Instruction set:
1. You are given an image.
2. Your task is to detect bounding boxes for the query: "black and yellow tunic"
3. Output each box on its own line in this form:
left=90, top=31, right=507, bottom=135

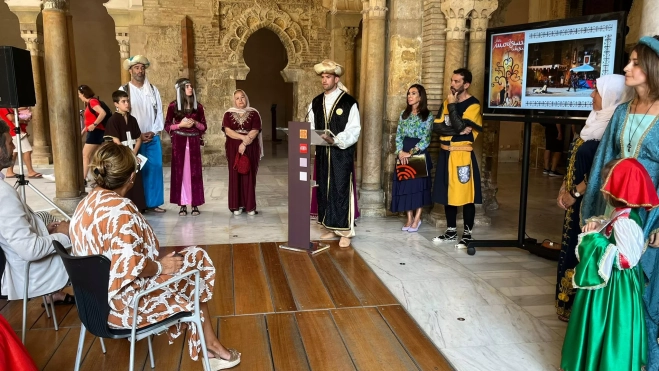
left=432, top=96, right=483, bottom=206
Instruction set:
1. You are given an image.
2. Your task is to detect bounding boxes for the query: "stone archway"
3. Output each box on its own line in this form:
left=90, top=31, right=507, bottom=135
left=219, top=5, right=311, bottom=119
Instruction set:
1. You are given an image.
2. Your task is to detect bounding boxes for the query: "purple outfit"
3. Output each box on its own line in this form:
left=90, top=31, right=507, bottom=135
left=164, top=101, right=206, bottom=207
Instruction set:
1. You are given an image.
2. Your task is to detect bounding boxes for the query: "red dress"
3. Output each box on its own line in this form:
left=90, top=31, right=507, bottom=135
left=222, top=111, right=261, bottom=212
left=0, top=315, right=37, bottom=370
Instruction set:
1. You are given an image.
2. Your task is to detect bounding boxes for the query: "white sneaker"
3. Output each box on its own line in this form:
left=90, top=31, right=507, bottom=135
left=43, top=174, right=55, bottom=181
left=247, top=210, right=256, bottom=216
left=233, top=210, right=241, bottom=216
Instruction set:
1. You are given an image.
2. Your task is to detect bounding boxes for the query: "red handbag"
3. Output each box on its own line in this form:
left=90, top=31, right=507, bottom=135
left=233, top=153, right=250, bottom=174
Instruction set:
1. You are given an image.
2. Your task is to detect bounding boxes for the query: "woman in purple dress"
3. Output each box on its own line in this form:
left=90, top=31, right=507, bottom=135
left=222, top=90, right=263, bottom=216
left=164, top=78, right=206, bottom=216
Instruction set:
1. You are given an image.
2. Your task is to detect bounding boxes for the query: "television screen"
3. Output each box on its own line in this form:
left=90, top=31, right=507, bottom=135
left=483, top=12, right=625, bottom=119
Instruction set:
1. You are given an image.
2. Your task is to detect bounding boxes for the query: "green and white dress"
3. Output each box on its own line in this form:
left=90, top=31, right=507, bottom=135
left=560, top=208, right=647, bottom=371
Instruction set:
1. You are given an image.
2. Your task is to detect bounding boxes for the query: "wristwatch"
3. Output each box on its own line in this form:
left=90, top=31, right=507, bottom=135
left=570, top=189, right=582, bottom=198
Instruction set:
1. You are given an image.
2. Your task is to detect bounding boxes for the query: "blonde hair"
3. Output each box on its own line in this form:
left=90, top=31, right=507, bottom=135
left=89, top=142, right=137, bottom=190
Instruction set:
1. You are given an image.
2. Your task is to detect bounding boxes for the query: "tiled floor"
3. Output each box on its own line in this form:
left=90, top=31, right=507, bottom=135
left=5, top=141, right=568, bottom=370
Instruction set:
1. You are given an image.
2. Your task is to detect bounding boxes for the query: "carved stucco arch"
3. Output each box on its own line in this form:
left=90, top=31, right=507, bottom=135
left=221, top=6, right=310, bottom=82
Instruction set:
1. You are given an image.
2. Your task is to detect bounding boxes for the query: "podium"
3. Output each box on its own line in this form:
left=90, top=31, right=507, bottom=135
left=277, top=122, right=331, bottom=254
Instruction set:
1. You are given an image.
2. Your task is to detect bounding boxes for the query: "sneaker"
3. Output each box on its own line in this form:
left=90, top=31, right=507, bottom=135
left=433, top=228, right=457, bottom=243
left=542, top=168, right=550, bottom=175
left=233, top=210, right=242, bottom=216
left=548, top=170, right=563, bottom=177
left=247, top=210, right=257, bottom=216
left=43, top=174, right=55, bottom=181
left=456, top=229, right=473, bottom=249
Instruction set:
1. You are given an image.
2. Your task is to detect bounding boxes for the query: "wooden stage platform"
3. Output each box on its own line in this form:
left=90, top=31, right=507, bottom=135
left=1, top=242, right=453, bottom=370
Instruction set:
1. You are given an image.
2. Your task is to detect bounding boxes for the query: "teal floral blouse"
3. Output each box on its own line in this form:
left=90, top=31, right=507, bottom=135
left=395, top=111, right=434, bottom=154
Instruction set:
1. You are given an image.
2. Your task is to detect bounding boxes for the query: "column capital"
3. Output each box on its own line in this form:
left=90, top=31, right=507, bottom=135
left=343, top=26, right=359, bottom=51
left=115, top=28, right=130, bottom=59
left=21, top=28, right=43, bottom=56
left=469, top=0, right=498, bottom=41
left=441, top=0, right=474, bottom=41
left=5, top=0, right=42, bottom=23
left=43, top=0, right=68, bottom=11
left=367, top=0, right=387, bottom=18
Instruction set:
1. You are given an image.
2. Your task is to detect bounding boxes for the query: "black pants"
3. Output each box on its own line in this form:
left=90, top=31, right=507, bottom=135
left=445, top=203, right=475, bottom=231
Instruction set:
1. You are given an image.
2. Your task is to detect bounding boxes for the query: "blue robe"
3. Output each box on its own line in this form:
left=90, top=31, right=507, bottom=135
left=138, top=135, right=165, bottom=209
left=581, top=101, right=659, bottom=370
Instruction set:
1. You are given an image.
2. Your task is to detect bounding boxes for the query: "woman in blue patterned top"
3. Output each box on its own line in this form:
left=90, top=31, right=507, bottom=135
left=391, top=84, right=434, bottom=232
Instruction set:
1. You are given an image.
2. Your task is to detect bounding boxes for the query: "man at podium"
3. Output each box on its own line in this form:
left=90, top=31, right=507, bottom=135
left=308, top=60, right=361, bottom=248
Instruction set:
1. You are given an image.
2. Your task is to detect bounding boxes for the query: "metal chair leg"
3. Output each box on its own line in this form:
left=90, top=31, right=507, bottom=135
left=129, top=334, right=136, bottom=371
left=42, top=296, right=51, bottom=318
left=147, top=335, right=155, bottom=369
left=49, top=294, right=58, bottom=331
left=99, top=337, right=106, bottom=353
left=74, top=325, right=86, bottom=371
left=21, top=294, right=28, bottom=344
left=195, top=318, right=212, bottom=371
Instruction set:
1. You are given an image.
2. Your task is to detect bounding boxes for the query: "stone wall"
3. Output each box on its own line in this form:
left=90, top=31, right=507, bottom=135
left=129, top=0, right=331, bottom=165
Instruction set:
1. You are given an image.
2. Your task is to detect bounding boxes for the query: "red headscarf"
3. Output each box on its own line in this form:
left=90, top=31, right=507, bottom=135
left=602, top=158, right=659, bottom=209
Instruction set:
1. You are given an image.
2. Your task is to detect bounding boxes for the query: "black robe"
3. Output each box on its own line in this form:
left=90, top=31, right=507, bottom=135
left=313, top=91, right=358, bottom=231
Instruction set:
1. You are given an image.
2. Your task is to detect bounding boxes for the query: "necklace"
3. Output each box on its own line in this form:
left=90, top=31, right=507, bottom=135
left=627, top=100, right=655, bottom=153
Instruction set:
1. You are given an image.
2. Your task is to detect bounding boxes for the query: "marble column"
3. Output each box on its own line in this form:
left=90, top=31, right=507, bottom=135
left=43, top=0, right=83, bottom=213
left=356, top=0, right=369, bottom=187
left=22, top=29, right=52, bottom=165
left=359, top=0, right=387, bottom=217
left=382, top=0, right=424, bottom=213
left=5, top=1, right=53, bottom=165
left=116, top=28, right=130, bottom=84
left=468, top=1, right=498, bottom=212
left=343, top=27, right=359, bottom=94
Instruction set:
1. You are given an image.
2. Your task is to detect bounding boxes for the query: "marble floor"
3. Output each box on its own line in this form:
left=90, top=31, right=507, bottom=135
left=4, top=142, right=569, bottom=371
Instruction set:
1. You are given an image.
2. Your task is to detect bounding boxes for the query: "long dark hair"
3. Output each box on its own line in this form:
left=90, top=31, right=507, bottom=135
left=175, top=78, right=197, bottom=120
left=402, top=84, right=430, bottom=121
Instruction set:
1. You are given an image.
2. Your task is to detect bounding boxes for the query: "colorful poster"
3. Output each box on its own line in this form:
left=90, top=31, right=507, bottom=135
left=489, top=32, right=525, bottom=107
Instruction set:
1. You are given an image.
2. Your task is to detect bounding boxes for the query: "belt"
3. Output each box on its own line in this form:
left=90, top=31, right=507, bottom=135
left=441, top=144, right=473, bottom=152
left=173, top=130, right=199, bottom=137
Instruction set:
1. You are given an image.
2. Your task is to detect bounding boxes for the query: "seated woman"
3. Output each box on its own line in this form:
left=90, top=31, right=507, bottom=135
left=69, top=142, right=240, bottom=370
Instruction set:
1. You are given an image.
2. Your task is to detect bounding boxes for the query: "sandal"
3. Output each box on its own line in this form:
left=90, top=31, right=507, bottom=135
left=150, top=207, right=167, bottom=213
left=191, top=206, right=200, bottom=216
left=28, top=172, right=43, bottom=179
left=179, top=206, right=188, bottom=216
left=41, top=293, right=75, bottom=307
left=208, top=348, right=241, bottom=370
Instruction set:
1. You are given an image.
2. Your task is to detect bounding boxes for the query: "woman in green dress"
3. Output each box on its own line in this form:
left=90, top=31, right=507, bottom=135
left=560, top=158, right=659, bottom=371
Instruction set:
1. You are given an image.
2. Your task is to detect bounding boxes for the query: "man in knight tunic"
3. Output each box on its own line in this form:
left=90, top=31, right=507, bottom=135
left=431, top=68, right=483, bottom=249
left=308, top=60, right=361, bottom=248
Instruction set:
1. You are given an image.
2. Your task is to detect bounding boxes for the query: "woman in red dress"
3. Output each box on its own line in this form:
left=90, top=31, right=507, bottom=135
left=222, top=90, right=262, bottom=215
left=165, top=78, right=207, bottom=217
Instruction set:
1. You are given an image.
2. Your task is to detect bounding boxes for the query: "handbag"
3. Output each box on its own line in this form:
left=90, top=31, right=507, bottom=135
left=233, top=153, right=250, bottom=174
left=396, top=154, right=428, bottom=181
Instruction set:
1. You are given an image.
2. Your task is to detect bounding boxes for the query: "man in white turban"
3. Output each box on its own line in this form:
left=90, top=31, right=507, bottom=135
left=308, top=59, right=361, bottom=247
left=119, top=55, right=166, bottom=213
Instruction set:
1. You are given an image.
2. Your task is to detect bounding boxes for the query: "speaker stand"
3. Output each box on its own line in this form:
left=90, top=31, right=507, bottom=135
left=10, top=108, right=70, bottom=221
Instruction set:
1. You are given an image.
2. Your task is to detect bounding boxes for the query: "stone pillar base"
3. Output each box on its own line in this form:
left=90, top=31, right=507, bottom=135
left=54, top=196, right=85, bottom=216
left=426, top=204, right=491, bottom=229
left=32, top=147, right=53, bottom=165
left=358, top=188, right=386, bottom=217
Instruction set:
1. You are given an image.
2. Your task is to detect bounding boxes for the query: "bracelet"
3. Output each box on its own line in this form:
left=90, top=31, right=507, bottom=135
left=155, top=261, right=162, bottom=276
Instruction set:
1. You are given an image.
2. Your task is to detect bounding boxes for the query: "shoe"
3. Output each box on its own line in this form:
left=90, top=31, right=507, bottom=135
left=432, top=228, right=457, bottom=243
left=408, top=220, right=421, bottom=232
left=456, top=228, right=473, bottom=249
left=43, top=174, right=55, bottom=181
left=548, top=170, right=563, bottom=177
left=233, top=210, right=241, bottom=216
left=208, top=349, right=241, bottom=370
left=247, top=210, right=257, bottom=216
left=402, top=224, right=411, bottom=231
left=542, top=168, right=550, bottom=175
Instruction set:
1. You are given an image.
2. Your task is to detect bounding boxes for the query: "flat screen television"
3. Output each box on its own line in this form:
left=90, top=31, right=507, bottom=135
left=482, top=12, right=626, bottom=122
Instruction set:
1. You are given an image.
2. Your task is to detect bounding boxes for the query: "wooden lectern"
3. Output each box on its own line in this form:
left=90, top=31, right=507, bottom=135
left=277, top=122, right=330, bottom=254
